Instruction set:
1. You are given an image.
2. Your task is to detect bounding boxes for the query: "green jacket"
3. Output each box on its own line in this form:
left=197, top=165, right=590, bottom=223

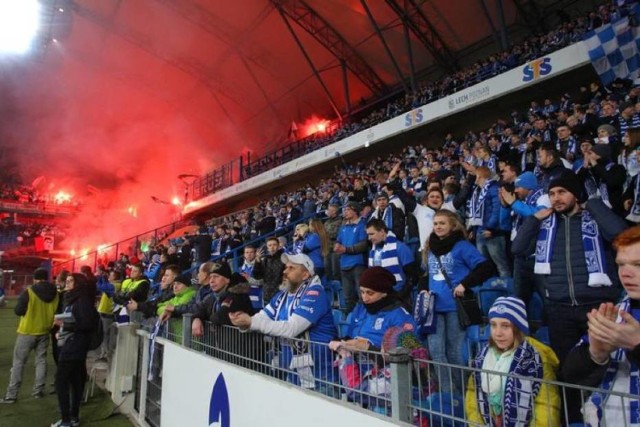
left=156, top=287, right=196, bottom=316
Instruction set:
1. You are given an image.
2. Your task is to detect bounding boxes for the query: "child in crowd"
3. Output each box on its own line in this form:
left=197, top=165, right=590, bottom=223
left=465, top=297, right=560, bottom=426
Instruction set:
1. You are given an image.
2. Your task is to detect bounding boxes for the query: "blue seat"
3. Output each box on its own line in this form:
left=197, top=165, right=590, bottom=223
left=477, top=288, right=509, bottom=316
left=325, top=286, right=336, bottom=307
left=332, top=309, right=345, bottom=336
left=328, top=280, right=346, bottom=309
left=533, top=326, right=550, bottom=346
left=337, top=312, right=352, bottom=339
left=464, top=324, right=490, bottom=363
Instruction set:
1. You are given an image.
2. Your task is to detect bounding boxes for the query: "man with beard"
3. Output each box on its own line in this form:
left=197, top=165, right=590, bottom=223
left=512, top=170, right=626, bottom=365
left=230, top=253, right=336, bottom=393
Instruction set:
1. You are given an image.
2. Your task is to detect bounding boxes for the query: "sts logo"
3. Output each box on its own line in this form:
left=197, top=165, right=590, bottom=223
left=209, top=373, right=230, bottom=427
left=522, top=57, right=552, bottom=82
left=404, top=108, right=424, bottom=127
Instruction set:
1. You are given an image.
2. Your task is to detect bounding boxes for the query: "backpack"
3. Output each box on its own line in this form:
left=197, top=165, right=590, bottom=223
left=88, top=309, right=103, bottom=351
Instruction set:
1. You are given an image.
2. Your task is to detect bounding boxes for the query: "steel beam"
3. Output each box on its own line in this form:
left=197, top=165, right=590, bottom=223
left=477, top=0, right=503, bottom=51
left=270, top=0, right=387, bottom=96
left=276, top=8, right=342, bottom=119
left=385, top=0, right=458, bottom=72
left=360, top=0, right=408, bottom=92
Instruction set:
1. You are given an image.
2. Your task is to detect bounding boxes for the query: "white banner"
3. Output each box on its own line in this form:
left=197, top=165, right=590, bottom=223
left=161, top=340, right=397, bottom=427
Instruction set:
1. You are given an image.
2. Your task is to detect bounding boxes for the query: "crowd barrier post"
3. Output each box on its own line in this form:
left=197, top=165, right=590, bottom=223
left=388, top=347, right=412, bottom=424
left=181, top=313, right=192, bottom=348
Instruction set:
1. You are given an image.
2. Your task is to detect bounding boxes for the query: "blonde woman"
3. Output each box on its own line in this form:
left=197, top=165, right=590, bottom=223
left=303, top=219, right=330, bottom=278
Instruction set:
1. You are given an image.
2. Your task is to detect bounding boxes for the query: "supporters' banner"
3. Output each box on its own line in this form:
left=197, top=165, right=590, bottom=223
left=583, top=11, right=640, bottom=85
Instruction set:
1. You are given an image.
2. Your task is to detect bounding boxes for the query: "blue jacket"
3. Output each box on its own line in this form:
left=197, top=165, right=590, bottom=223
left=475, top=181, right=501, bottom=232
left=303, top=233, right=324, bottom=270
left=337, top=219, right=367, bottom=269
left=348, top=299, right=416, bottom=349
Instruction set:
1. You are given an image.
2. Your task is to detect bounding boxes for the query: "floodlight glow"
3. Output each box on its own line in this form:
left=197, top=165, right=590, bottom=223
left=0, top=0, right=41, bottom=54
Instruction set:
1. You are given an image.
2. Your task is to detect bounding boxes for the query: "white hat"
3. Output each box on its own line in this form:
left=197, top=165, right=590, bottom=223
left=281, top=253, right=315, bottom=275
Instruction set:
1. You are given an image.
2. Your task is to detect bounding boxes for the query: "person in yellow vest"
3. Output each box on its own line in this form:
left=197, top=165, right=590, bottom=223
left=112, top=264, right=149, bottom=306
left=96, top=270, right=122, bottom=361
left=0, top=268, right=59, bottom=403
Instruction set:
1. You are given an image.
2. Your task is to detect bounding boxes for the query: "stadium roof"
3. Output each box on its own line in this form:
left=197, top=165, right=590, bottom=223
left=0, top=0, right=579, bottom=183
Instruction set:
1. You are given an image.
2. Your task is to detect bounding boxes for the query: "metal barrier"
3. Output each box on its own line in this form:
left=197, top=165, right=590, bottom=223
left=128, top=315, right=637, bottom=426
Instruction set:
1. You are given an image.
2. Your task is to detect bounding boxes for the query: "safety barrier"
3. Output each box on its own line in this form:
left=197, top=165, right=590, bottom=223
left=107, top=314, right=636, bottom=426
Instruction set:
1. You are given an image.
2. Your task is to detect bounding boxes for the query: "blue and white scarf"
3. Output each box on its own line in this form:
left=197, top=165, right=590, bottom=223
left=373, top=206, right=394, bottom=232
left=627, top=175, right=640, bottom=223
left=368, top=231, right=404, bottom=291
left=469, top=180, right=494, bottom=227
left=511, top=188, right=545, bottom=241
left=534, top=211, right=612, bottom=286
left=582, top=163, right=615, bottom=208
left=272, top=276, right=320, bottom=389
left=472, top=339, right=543, bottom=426
left=583, top=297, right=640, bottom=426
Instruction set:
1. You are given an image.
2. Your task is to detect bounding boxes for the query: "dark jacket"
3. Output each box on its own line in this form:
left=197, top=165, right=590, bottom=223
left=577, top=160, right=627, bottom=217
left=256, top=249, right=285, bottom=303
left=113, top=278, right=150, bottom=305
left=15, top=281, right=58, bottom=316
left=512, top=199, right=626, bottom=305
left=58, top=287, right=99, bottom=361
left=537, top=160, right=567, bottom=192
left=173, top=284, right=212, bottom=316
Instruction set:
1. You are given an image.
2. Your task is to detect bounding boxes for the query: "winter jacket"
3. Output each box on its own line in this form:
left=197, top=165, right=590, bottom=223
left=58, top=287, right=99, bottom=361
left=465, top=337, right=561, bottom=427
left=512, top=199, right=626, bottom=305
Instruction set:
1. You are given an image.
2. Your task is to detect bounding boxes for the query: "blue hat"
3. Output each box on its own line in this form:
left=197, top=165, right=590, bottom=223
left=488, top=296, right=529, bottom=335
left=514, top=172, right=538, bottom=191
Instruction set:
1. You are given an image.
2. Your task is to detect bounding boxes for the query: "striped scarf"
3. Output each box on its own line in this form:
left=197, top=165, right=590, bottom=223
left=368, top=232, right=404, bottom=292
left=469, top=179, right=494, bottom=227
left=582, top=163, right=615, bottom=208
left=583, top=297, right=640, bottom=426
left=472, top=339, right=543, bottom=426
left=511, top=188, right=544, bottom=241
left=534, top=210, right=612, bottom=286
left=627, top=175, right=640, bottom=223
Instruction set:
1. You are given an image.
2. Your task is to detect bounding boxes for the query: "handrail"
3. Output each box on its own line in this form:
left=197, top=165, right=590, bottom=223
left=52, top=219, right=190, bottom=274
left=182, top=215, right=312, bottom=275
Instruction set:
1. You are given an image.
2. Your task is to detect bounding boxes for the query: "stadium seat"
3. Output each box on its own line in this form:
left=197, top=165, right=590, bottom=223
left=533, top=326, right=550, bottom=346
left=476, top=277, right=514, bottom=315
left=328, top=280, right=346, bottom=309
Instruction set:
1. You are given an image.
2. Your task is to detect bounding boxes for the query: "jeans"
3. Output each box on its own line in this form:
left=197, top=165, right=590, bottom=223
left=340, top=265, right=365, bottom=313
left=476, top=232, right=511, bottom=278
left=99, top=314, right=115, bottom=359
left=324, top=252, right=341, bottom=281
left=55, top=359, right=87, bottom=422
left=427, top=311, right=466, bottom=394
left=5, top=334, right=49, bottom=399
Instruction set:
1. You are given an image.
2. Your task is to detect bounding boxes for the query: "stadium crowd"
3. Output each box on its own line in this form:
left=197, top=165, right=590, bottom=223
left=3, top=2, right=640, bottom=426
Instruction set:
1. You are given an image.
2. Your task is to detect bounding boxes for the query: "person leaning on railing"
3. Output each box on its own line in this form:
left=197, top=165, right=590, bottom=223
left=465, top=297, right=560, bottom=427
left=562, top=225, right=640, bottom=426
left=328, top=267, right=416, bottom=407
left=112, top=264, right=150, bottom=306
left=229, top=253, right=337, bottom=393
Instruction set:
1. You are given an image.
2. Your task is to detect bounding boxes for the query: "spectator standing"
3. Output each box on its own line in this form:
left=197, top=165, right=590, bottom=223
left=50, top=273, right=99, bottom=427
left=512, top=171, right=626, bottom=365
left=421, top=210, right=494, bottom=393
left=366, top=218, right=416, bottom=303
left=563, top=226, right=640, bottom=426
left=96, top=270, right=122, bottom=361
left=113, top=264, right=150, bottom=306
left=371, top=192, right=406, bottom=241
left=335, top=202, right=368, bottom=313
left=323, top=203, right=343, bottom=281
left=302, top=219, right=330, bottom=279
left=469, top=166, right=511, bottom=278
left=1, top=268, right=59, bottom=403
